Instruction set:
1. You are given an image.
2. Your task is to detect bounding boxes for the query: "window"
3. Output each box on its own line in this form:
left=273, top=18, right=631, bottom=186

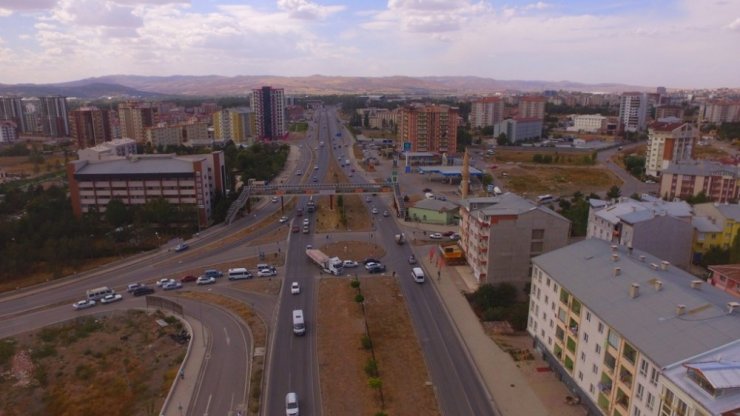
left=581, top=352, right=586, bottom=361
left=592, top=364, right=598, bottom=374
left=595, top=344, right=601, bottom=354
left=650, top=368, right=659, bottom=386
left=583, top=333, right=589, bottom=343
left=639, top=359, right=648, bottom=377
left=532, top=229, right=545, bottom=239
left=632, top=407, right=641, bottom=416
left=586, top=311, right=591, bottom=321
left=589, top=384, right=595, bottom=394
left=607, top=329, right=620, bottom=349
left=598, top=322, right=604, bottom=333
left=546, top=277, right=551, bottom=287
left=578, top=371, right=583, bottom=381
left=635, top=383, right=644, bottom=400
left=646, top=393, right=655, bottom=410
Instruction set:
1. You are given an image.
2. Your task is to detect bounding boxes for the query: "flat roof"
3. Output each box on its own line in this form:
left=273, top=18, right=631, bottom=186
left=417, top=165, right=484, bottom=177
left=533, top=239, right=740, bottom=368
left=74, top=155, right=197, bottom=176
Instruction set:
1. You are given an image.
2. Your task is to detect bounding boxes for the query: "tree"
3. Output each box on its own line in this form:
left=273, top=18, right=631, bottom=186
left=730, top=233, right=740, bottom=264
left=607, top=185, right=622, bottom=199
left=701, top=246, right=729, bottom=267
left=456, top=127, right=473, bottom=151
left=496, top=133, right=509, bottom=146
left=105, top=199, right=131, bottom=228
left=685, top=191, right=711, bottom=205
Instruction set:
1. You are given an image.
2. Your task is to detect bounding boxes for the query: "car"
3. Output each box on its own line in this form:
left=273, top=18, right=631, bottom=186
left=343, top=260, right=359, bottom=268
left=449, top=233, right=461, bottom=241
left=181, top=275, right=198, bottom=283
left=73, top=299, right=96, bottom=310
left=303, top=218, right=310, bottom=225
left=442, top=231, right=455, bottom=237
left=348, top=172, right=353, bottom=177
left=364, top=261, right=380, bottom=270
left=312, top=177, right=318, bottom=182
left=291, top=282, right=300, bottom=295
left=422, top=188, right=432, bottom=193
left=296, top=208, right=303, bottom=217
left=279, top=216, right=289, bottom=223
left=197, top=276, right=216, bottom=285
left=371, top=207, right=378, bottom=214
left=295, top=170, right=302, bottom=176
left=292, top=225, right=300, bottom=233
left=368, top=264, right=386, bottom=274
left=100, top=293, right=123, bottom=304
left=157, top=278, right=175, bottom=287
left=306, top=244, right=313, bottom=250
left=286, top=392, right=299, bottom=416
left=363, top=257, right=380, bottom=265
left=429, top=233, right=443, bottom=239
left=257, top=268, right=277, bottom=277
left=314, top=165, right=319, bottom=170
left=272, top=197, right=279, bottom=203
left=408, top=254, right=417, bottom=264
left=127, top=283, right=143, bottom=293
left=382, top=210, right=389, bottom=217
left=302, top=226, right=310, bottom=234
left=174, top=243, right=189, bottom=252
left=204, top=269, right=223, bottom=278
left=163, top=281, right=183, bottom=290
left=132, top=286, right=155, bottom=296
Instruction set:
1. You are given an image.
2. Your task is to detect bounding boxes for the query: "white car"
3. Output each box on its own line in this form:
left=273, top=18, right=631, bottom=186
left=272, top=197, right=279, bottom=203
left=100, top=293, right=123, bottom=304
left=257, top=268, right=277, bottom=277
left=163, top=281, right=183, bottom=290
left=279, top=216, right=289, bottom=223
left=371, top=207, right=378, bottom=214
left=286, top=392, right=299, bottom=416
left=291, top=282, right=300, bottom=295
left=296, top=170, right=302, bottom=176
left=343, top=260, right=359, bottom=268
left=429, top=233, right=443, bottom=239
left=156, top=278, right=175, bottom=287
left=73, top=299, right=96, bottom=310
left=314, top=165, right=319, bottom=170
left=197, top=276, right=216, bottom=285
left=364, top=262, right=380, bottom=270
left=303, top=218, right=310, bottom=226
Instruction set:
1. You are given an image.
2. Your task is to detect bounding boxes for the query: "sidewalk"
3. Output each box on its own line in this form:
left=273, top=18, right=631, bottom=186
left=161, top=314, right=209, bottom=416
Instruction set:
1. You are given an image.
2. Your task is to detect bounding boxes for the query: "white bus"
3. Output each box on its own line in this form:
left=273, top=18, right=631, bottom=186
left=228, top=268, right=252, bottom=280
left=86, top=286, right=114, bottom=301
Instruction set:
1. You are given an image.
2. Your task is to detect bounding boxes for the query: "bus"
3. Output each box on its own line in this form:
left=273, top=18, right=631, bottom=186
left=86, top=286, right=114, bottom=301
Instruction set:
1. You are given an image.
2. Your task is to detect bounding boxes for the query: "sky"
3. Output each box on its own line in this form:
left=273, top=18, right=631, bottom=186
left=0, top=0, right=738, bottom=88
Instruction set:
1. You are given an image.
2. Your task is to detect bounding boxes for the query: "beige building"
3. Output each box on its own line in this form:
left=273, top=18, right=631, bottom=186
left=700, top=99, right=740, bottom=124
left=660, top=160, right=739, bottom=203
left=183, top=122, right=209, bottom=142
left=570, top=114, right=608, bottom=133
left=645, top=122, right=697, bottom=177
left=470, top=97, right=504, bottom=128
left=146, top=125, right=182, bottom=148
left=458, top=193, right=571, bottom=288
left=518, top=96, right=546, bottom=121
left=118, top=102, right=156, bottom=142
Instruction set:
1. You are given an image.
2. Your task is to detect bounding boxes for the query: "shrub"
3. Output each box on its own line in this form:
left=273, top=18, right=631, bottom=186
left=350, top=280, right=360, bottom=289
left=361, top=335, right=373, bottom=350
left=364, top=358, right=379, bottom=377
left=0, top=339, right=16, bottom=367
left=354, top=294, right=365, bottom=303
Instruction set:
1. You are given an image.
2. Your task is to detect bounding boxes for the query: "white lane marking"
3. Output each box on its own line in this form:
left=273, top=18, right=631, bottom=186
left=224, top=326, right=231, bottom=346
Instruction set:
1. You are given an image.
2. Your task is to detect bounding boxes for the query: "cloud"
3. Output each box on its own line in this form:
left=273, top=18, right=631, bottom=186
left=728, top=17, right=740, bottom=31
left=52, top=0, right=143, bottom=28
left=0, top=0, right=58, bottom=11
left=276, top=0, right=344, bottom=20
left=369, top=0, right=489, bottom=33
left=524, top=2, right=551, bottom=11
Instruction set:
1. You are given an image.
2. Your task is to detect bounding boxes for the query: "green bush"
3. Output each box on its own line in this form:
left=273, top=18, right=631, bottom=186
left=0, top=339, right=16, bottom=367
left=350, top=280, right=360, bottom=289
left=355, top=294, right=365, bottom=303
left=361, top=335, right=373, bottom=350
left=364, top=358, right=379, bottom=377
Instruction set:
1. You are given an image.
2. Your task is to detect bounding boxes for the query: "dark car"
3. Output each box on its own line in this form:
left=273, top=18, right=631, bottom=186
left=368, top=264, right=386, bottom=274
left=442, top=231, right=455, bottom=237
left=132, top=286, right=155, bottom=297
left=181, top=275, right=198, bottom=283
left=422, top=188, right=432, bottom=193
left=363, top=257, right=380, bottom=265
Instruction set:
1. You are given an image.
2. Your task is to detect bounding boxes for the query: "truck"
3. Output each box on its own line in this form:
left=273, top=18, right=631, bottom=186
left=306, top=249, right=344, bottom=275
left=395, top=233, right=406, bottom=245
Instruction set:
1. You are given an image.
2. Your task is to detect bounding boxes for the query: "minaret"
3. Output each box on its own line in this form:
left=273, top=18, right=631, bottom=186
left=461, top=148, right=470, bottom=199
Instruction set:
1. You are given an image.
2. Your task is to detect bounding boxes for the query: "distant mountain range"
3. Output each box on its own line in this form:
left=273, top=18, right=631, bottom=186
left=0, top=75, right=653, bottom=99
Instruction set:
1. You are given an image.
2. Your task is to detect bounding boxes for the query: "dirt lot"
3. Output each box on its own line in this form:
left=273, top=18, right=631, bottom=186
left=494, top=148, right=597, bottom=166
left=0, top=310, right=186, bottom=416
left=497, top=164, right=621, bottom=196
left=315, top=156, right=373, bottom=233
left=317, top=277, right=439, bottom=416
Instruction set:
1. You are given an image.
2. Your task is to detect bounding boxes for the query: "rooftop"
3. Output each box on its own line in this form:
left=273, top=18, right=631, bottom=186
left=708, top=264, right=740, bottom=281
left=649, top=121, right=687, bottom=132
left=412, top=198, right=459, bottom=212
left=73, top=154, right=201, bottom=176
left=664, top=160, right=739, bottom=177
left=533, top=239, right=740, bottom=368
left=462, top=193, right=568, bottom=221
left=593, top=197, right=693, bottom=225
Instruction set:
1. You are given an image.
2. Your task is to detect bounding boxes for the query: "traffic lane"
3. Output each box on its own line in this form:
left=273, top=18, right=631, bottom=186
left=183, top=298, right=250, bottom=416
left=210, top=287, right=276, bottom=323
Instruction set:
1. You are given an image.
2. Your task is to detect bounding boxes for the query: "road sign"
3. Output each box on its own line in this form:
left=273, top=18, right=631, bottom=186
left=403, top=142, right=411, bottom=151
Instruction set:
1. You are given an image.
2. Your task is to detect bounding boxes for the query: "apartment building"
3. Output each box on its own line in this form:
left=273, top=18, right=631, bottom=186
left=571, top=114, right=608, bottom=133
left=77, top=138, right=137, bottom=161
left=183, top=122, right=209, bottom=142
left=398, top=104, right=459, bottom=155
left=0, top=120, right=17, bottom=143
left=212, top=107, right=255, bottom=143
left=693, top=202, right=740, bottom=251
left=660, top=160, right=740, bottom=203
left=146, top=125, right=182, bottom=148
left=251, top=86, right=286, bottom=140
left=458, top=193, right=570, bottom=287
left=587, top=196, right=694, bottom=268
left=69, top=106, right=112, bottom=149
left=655, top=105, right=685, bottom=121
left=518, top=96, right=546, bottom=121
left=700, top=100, right=740, bottom=124
left=118, top=102, right=157, bottom=142
left=528, top=239, right=740, bottom=416
left=619, top=92, right=649, bottom=133
left=645, top=122, right=697, bottom=177
left=493, top=118, right=543, bottom=143
left=67, top=152, right=226, bottom=225
left=38, top=96, right=70, bottom=137
left=470, top=97, right=504, bottom=128
left=0, top=96, right=28, bottom=133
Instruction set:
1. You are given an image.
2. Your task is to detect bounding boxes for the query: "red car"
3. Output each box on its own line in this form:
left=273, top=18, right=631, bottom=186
left=442, top=231, right=455, bottom=237
left=292, top=225, right=300, bottom=233
left=181, top=275, right=197, bottom=283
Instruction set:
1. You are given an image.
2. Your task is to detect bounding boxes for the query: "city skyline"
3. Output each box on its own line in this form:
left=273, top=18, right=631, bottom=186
left=0, top=0, right=739, bottom=89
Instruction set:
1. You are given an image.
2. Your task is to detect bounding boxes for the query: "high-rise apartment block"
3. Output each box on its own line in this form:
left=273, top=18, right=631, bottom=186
left=70, top=107, right=112, bottom=149
left=517, top=96, right=546, bottom=121
left=458, top=194, right=571, bottom=287
left=700, top=100, right=740, bottom=124
left=470, top=97, right=504, bottom=128
left=38, top=96, right=69, bottom=137
left=0, top=96, right=28, bottom=133
left=118, top=102, right=157, bottom=142
left=0, top=121, right=17, bottom=143
left=645, top=122, right=697, bottom=177
left=528, top=239, right=740, bottom=416
left=398, top=104, right=459, bottom=154
left=212, top=108, right=254, bottom=143
left=251, top=87, right=286, bottom=140
left=619, top=92, right=649, bottom=133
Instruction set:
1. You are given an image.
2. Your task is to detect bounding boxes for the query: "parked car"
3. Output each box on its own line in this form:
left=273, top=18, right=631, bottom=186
left=174, top=243, right=189, bottom=252
left=363, top=257, right=380, bottom=265
left=422, top=188, right=432, bottom=193
left=343, top=260, right=359, bottom=268
left=204, top=269, right=223, bottom=278
left=127, top=283, right=143, bottom=293
left=132, top=286, right=155, bottom=296
left=196, top=276, right=216, bottom=285
left=449, top=233, right=461, bottom=241
left=157, top=278, right=175, bottom=287
left=257, top=268, right=277, bottom=277
left=368, top=264, right=386, bottom=274
left=429, top=233, right=443, bottom=239
left=100, top=293, right=123, bottom=304
left=73, top=299, right=97, bottom=310
left=291, top=282, right=300, bottom=295
left=364, top=261, right=381, bottom=271
left=442, top=231, right=455, bottom=237
left=408, top=254, right=417, bottom=264
left=279, top=216, right=289, bottom=223
left=181, top=275, right=198, bottom=283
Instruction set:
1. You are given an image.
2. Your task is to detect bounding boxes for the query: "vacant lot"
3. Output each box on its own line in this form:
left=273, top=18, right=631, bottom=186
left=317, top=277, right=439, bottom=416
left=0, top=310, right=185, bottom=416
left=498, top=165, right=621, bottom=196
left=494, top=148, right=597, bottom=166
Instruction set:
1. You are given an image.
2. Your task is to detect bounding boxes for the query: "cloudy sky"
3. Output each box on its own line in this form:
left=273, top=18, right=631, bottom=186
left=0, top=0, right=738, bottom=88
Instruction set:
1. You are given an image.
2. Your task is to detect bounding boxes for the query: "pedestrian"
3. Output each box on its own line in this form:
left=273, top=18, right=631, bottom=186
left=392, top=271, right=396, bottom=278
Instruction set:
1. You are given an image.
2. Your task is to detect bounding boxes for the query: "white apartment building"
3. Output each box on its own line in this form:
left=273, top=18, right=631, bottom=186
left=528, top=239, right=740, bottom=416
left=619, top=92, right=649, bottom=133
left=470, top=97, right=504, bottom=128
left=700, top=100, right=740, bottom=124
left=645, top=122, right=697, bottom=177
left=0, top=120, right=17, bottom=143
left=77, top=138, right=137, bottom=161
left=570, top=114, right=607, bottom=133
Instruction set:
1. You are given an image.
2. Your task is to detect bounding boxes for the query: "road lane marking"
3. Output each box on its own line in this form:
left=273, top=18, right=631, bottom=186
left=224, top=326, right=231, bottom=346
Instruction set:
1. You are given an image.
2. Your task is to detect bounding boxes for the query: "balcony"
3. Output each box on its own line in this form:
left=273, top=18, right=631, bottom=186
left=619, top=366, right=633, bottom=389
left=566, top=337, right=577, bottom=354
left=615, top=389, right=629, bottom=410
left=604, top=352, right=616, bottom=374
left=622, top=343, right=637, bottom=366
